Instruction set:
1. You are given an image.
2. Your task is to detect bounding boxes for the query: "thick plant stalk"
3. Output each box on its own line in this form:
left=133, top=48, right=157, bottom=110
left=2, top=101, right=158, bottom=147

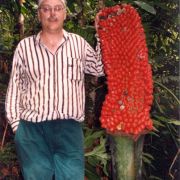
left=110, top=135, right=144, bottom=180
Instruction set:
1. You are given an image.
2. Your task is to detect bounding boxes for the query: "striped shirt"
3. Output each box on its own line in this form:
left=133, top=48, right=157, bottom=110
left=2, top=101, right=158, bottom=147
left=5, top=30, right=104, bottom=131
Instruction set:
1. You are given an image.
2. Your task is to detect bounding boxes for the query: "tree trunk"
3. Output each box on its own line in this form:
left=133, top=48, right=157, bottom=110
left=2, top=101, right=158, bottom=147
left=18, top=0, right=25, bottom=39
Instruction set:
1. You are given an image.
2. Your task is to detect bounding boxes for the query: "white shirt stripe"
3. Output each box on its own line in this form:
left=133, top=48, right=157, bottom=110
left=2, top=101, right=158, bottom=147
left=5, top=30, right=104, bottom=131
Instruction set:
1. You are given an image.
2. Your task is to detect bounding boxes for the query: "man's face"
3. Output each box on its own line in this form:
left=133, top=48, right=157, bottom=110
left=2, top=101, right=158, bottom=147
left=38, top=0, right=66, bottom=33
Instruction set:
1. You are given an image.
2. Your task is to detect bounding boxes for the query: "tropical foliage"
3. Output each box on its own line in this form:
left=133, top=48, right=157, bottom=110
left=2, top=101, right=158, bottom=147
left=0, top=0, right=179, bottom=179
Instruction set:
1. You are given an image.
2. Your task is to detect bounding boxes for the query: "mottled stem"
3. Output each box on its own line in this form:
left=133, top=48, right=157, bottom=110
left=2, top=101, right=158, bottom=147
left=110, top=135, right=144, bottom=180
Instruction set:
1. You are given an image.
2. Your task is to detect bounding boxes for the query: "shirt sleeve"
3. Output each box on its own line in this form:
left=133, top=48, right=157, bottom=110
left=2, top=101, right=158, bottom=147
left=5, top=45, right=23, bottom=132
left=84, top=37, right=104, bottom=77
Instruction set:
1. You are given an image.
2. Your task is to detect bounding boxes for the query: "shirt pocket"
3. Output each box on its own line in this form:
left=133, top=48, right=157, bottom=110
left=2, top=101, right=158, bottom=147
left=67, top=57, right=83, bottom=80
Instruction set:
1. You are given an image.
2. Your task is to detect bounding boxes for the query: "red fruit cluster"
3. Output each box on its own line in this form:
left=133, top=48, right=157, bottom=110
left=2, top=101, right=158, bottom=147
left=97, top=4, right=153, bottom=136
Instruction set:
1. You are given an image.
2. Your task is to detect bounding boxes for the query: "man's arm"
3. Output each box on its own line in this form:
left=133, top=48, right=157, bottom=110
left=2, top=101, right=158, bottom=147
left=5, top=47, right=22, bottom=132
left=84, top=38, right=104, bottom=77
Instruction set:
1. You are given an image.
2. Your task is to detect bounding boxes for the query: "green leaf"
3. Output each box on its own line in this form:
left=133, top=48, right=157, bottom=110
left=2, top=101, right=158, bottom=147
left=168, top=120, right=180, bottom=126
left=85, top=137, right=106, bottom=156
left=142, top=152, right=154, bottom=161
left=84, top=128, right=109, bottom=177
left=153, top=119, right=165, bottom=127
left=102, top=159, right=109, bottom=176
left=154, top=81, right=180, bottom=105
left=87, top=156, right=100, bottom=167
left=153, top=116, right=180, bottom=128
left=142, top=156, right=152, bottom=164
left=149, top=176, right=163, bottom=180
left=149, top=131, right=160, bottom=137
left=134, top=1, right=156, bottom=14
left=74, top=3, right=82, bottom=14
left=84, top=129, right=104, bottom=149
left=85, top=166, right=100, bottom=180
left=153, top=115, right=170, bottom=122
left=21, top=5, right=28, bottom=14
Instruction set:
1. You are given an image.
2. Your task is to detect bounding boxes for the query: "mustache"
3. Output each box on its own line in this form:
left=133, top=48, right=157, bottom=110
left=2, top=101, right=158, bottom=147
left=47, top=16, right=58, bottom=21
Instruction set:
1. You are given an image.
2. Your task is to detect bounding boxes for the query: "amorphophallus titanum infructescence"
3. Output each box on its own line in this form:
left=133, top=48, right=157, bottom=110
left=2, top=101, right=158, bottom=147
left=97, top=4, right=154, bottom=179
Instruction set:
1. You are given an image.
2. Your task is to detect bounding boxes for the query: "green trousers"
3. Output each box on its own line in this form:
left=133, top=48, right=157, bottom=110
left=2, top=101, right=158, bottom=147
left=14, top=119, right=84, bottom=180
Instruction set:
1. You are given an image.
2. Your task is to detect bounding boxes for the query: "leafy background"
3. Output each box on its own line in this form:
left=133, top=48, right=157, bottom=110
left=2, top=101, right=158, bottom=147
left=0, top=0, right=179, bottom=179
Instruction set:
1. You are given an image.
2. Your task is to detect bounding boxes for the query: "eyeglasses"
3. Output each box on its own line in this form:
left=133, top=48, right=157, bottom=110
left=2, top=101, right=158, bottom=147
left=39, top=5, right=65, bottom=13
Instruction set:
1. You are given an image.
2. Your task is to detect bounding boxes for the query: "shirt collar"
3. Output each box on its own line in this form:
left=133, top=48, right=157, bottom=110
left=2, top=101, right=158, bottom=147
left=35, top=29, right=69, bottom=45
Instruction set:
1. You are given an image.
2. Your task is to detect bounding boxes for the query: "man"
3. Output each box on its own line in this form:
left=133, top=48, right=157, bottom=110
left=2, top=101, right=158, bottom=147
left=5, top=0, right=104, bottom=179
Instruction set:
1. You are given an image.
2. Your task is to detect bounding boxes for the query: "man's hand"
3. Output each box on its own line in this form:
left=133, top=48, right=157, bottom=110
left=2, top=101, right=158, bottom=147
left=95, top=11, right=102, bottom=32
left=13, top=130, right=16, bottom=134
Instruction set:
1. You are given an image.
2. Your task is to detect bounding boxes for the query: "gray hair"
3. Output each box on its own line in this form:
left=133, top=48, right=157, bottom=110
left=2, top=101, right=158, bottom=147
left=38, top=0, right=67, bottom=6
